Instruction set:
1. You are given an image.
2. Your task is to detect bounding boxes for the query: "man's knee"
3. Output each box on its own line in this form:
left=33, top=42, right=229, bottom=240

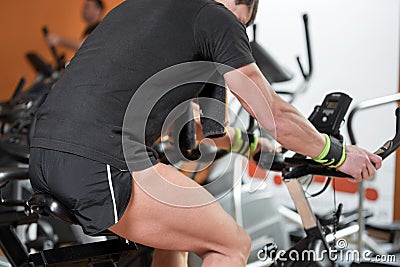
left=200, top=228, right=251, bottom=266
left=235, top=227, right=252, bottom=261
left=221, top=226, right=251, bottom=265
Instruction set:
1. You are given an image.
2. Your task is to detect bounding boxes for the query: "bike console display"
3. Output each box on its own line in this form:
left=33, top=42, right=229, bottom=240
left=308, top=92, right=352, bottom=138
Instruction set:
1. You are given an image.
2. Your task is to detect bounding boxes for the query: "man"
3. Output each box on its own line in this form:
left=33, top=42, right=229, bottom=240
left=45, top=0, right=104, bottom=51
left=29, top=0, right=381, bottom=266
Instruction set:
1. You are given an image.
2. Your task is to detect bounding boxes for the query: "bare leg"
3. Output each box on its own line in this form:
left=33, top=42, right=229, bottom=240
left=108, top=163, right=251, bottom=267
left=151, top=249, right=188, bottom=267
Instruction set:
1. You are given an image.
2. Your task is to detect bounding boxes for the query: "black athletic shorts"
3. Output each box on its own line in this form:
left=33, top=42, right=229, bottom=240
left=29, top=147, right=133, bottom=235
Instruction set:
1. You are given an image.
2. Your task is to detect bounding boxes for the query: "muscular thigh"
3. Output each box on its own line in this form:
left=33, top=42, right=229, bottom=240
left=109, top=163, right=242, bottom=256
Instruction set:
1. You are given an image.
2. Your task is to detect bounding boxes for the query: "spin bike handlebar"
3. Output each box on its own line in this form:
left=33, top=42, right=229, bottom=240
left=42, top=26, right=65, bottom=71
left=254, top=107, right=400, bottom=179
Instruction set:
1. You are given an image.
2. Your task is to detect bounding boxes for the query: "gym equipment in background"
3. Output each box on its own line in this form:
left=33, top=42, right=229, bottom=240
left=347, top=93, right=400, bottom=255
left=0, top=14, right=316, bottom=266
left=0, top=27, right=65, bottom=164
left=251, top=14, right=313, bottom=104
left=0, top=26, right=65, bottom=130
left=252, top=96, right=400, bottom=267
left=0, top=167, right=153, bottom=267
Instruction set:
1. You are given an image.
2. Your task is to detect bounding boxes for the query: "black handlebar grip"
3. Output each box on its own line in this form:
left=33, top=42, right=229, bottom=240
left=41, top=26, right=64, bottom=70
left=396, top=106, right=400, bottom=133
left=303, top=13, right=308, bottom=24
left=11, top=77, right=26, bottom=100
left=252, top=151, right=286, bottom=172
left=42, top=26, right=49, bottom=37
left=336, top=203, right=343, bottom=221
left=252, top=107, right=400, bottom=178
left=253, top=151, right=261, bottom=161
left=375, top=107, right=400, bottom=160
left=252, top=151, right=273, bottom=170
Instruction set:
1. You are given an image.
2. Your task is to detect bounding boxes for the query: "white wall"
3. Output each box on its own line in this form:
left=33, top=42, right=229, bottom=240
left=253, top=0, right=399, bottom=223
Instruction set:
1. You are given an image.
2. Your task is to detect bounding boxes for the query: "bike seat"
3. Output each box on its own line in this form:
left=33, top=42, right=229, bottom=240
left=0, top=167, right=29, bottom=188
left=28, top=193, right=115, bottom=236
left=28, top=193, right=79, bottom=225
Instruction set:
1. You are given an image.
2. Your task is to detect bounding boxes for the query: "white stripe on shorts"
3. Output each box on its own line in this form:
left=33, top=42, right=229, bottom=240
left=106, top=164, right=119, bottom=224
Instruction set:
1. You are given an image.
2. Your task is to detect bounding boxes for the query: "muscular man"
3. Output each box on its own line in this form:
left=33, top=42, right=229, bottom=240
left=29, top=0, right=381, bottom=266
left=45, top=0, right=104, bottom=51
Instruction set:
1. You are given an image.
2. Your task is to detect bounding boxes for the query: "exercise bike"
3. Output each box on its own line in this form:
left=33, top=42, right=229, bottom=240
left=0, top=26, right=64, bottom=132
left=252, top=93, right=400, bottom=267
left=0, top=167, right=153, bottom=267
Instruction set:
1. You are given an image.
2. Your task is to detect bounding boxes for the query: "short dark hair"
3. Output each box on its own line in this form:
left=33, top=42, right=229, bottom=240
left=89, top=0, right=105, bottom=11
left=236, top=0, right=259, bottom=27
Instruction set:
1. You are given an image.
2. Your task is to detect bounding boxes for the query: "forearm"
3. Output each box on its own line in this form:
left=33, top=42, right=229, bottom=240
left=224, top=63, right=325, bottom=158
left=58, top=37, right=83, bottom=51
left=270, top=97, right=325, bottom=158
left=207, top=127, right=234, bottom=150
left=197, top=125, right=234, bottom=150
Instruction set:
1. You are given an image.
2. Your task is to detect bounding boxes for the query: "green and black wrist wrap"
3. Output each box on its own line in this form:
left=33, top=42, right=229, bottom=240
left=229, top=127, right=259, bottom=157
left=313, top=133, right=346, bottom=168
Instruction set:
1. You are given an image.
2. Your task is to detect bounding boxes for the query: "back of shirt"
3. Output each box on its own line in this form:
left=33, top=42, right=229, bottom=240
left=32, top=0, right=254, bottom=171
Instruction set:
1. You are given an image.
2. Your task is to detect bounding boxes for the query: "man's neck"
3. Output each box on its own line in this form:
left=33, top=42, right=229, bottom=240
left=86, top=17, right=101, bottom=27
left=215, top=0, right=227, bottom=5
left=214, top=0, right=235, bottom=12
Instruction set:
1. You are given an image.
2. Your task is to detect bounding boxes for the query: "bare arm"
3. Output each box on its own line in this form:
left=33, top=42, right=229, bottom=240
left=57, top=37, right=84, bottom=51
left=224, top=63, right=382, bottom=181
left=194, top=116, right=274, bottom=153
left=46, top=33, right=84, bottom=51
left=224, top=63, right=325, bottom=158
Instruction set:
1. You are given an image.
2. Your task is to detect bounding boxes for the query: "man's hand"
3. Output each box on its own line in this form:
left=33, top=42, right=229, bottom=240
left=337, top=145, right=382, bottom=182
left=45, top=33, right=61, bottom=46
left=251, top=137, right=275, bottom=155
left=249, top=137, right=277, bottom=167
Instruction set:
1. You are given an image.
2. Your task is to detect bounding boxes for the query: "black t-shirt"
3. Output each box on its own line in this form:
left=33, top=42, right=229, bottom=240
left=31, top=0, right=255, bottom=171
left=82, top=22, right=100, bottom=38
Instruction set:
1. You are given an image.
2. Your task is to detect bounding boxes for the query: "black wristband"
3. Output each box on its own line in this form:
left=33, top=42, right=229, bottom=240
left=324, top=136, right=346, bottom=168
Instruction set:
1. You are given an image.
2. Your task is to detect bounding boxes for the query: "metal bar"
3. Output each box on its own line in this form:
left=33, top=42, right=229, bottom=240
left=346, top=92, right=400, bottom=254
left=347, top=93, right=400, bottom=145
left=0, top=226, right=29, bottom=267
left=357, top=181, right=365, bottom=253
left=232, top=156, right=244, bottom=227
left=326, top=224, right=359, bottom=243
left=0, top=211, right=38, bottom=227
left=303, top=14, right=313, bottom=80
left=278, top=205, right=303, bottom=228
left=284, top=179, right=317, bottom=229
left=395, top=154, right=400, bottom=221
left=11, top=77, right=26, bottom=100
left=28, top=239, right=138, bottom=266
